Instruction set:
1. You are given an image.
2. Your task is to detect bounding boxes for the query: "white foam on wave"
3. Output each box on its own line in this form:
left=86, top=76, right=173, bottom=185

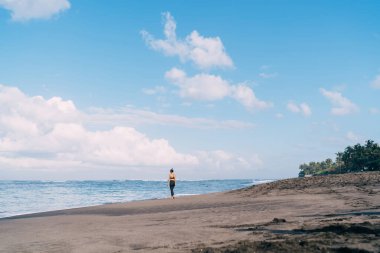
left=252, top=179, right=275, bottom=185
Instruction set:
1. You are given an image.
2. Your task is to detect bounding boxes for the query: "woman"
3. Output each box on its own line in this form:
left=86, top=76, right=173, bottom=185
left=168, top=168, right=176, bottom=199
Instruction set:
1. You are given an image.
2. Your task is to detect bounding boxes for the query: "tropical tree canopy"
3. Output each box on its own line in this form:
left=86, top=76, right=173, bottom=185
left=299, top=140, right=380, bottom=177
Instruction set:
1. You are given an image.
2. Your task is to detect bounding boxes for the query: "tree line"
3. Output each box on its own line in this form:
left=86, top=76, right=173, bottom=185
left=299, top=140, right=380, bottom=177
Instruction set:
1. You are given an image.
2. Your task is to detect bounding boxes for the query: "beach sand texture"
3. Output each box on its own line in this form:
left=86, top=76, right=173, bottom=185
left=0, top=172, right=379, bottom=253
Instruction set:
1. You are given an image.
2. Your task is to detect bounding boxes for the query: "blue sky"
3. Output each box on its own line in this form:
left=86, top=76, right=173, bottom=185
left=0, top=0, right=379, bottom=180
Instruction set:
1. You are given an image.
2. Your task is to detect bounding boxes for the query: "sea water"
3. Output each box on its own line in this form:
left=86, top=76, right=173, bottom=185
left=0, top=179, right=273, bottom=218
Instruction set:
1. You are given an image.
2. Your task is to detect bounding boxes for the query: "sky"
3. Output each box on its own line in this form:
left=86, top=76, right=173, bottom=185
left=0, top=0, right=379, bottom=180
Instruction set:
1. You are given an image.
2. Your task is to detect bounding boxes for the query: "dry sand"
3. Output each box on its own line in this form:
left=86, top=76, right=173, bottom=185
left=0, top=172, right=379, bottom=253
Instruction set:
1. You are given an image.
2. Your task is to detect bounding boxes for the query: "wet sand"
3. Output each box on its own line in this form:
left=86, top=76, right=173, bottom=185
left=0, top=172, right=379, bottom=253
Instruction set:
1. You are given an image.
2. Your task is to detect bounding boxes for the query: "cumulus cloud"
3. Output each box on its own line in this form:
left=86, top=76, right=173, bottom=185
left=320, top=88, right=359, bottom=116
left=0, top=0, right=70, bottom=21
left=370, top=74, right=380, bottom=89
left=287, top=102, right=312, bottom=117
left=165, top=68, right=272, bottom=110
left=166, top=68, right=230, bottom=100
left=0, top=84, right=259, bottom=177
left=141, top=12, right=270, bottom=113
left=0, top=84, right=197, bottom=169
left=141, top=12, right=233, bottom=69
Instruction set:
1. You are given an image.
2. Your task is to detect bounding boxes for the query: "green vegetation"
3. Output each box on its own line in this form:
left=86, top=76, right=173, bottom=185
left=299, top=140, right=380, bottom=177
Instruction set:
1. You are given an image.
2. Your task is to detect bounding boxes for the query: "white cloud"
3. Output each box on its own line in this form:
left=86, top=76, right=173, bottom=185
left=287, top=102, right=300, bottom=113
left=165, top=68, right=272, bottom=110
left=86, top=106, right=255, bottom=130
left=0, top=84, right=259, bottom=178
left=320, top=88, right=359, bottom=116
left=0, top=84, right=197, bottom=169
left=286, top=102, right=312, bottom=117
left=141, top=12, right=233, bottom=69
left=275, top=113, right=284, bottom=119
left=0, top=85, right=80, bottom=136
left=0, top=0, right=70, bottom=21
left=346, top=131, right=360, bottom=142
left=259, top=72, right=277, bottom=79
left=369, top=107, right=379, bottom=115
left=164, top=67, right=187, bottom=83
left=196, top=150, right=262, bottom=171
left=142, top=86, right=167, bottom=95
left=299, top=103, right=312, bottom=116
left=260, top=65, right=270, bottom=70
left=166, top=68, right=230, bottom=100
left=258, top=65, right=277, bottom=79
left=231, top=85, right=271, bottom=109
left=370, top=74, right=380, bottom=89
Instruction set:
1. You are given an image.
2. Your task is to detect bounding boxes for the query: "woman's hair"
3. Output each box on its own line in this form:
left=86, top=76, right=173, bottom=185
left=170, top=168, right=174, bottom=173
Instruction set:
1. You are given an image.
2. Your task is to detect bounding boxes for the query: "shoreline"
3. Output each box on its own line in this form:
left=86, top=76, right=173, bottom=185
left=1, top=172, right=379, bottom=252
left=1, top=179, right=275, bottom=220
left=2, top=193, right=204, bottom=220
left=0, top=178, right=264, bottom=220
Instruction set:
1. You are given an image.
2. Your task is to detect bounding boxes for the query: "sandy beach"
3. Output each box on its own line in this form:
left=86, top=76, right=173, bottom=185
left=0, top=172, right=379, bottom=253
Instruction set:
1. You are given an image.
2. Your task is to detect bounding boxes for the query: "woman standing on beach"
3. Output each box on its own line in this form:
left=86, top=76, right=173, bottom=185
left=168, top=168, right=176, bottom=199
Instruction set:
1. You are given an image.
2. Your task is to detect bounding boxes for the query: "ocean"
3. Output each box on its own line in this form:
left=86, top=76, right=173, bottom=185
left=0, top=179, right=273, bottom=218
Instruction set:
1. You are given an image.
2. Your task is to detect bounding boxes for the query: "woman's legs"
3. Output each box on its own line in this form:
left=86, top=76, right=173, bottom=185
left=169, top=182, right=175, bottom=198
